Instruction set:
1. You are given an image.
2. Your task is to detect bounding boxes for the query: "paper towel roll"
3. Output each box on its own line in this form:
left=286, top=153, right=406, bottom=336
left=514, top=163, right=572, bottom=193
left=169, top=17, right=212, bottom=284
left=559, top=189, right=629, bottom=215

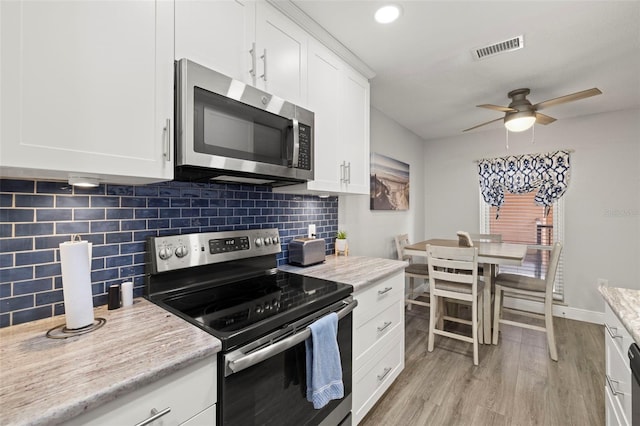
left=60, top=240, right=94, bottom=329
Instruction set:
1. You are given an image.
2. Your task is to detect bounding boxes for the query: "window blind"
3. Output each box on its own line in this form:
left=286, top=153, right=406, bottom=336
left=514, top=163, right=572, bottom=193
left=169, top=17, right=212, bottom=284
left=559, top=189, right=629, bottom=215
left=480, top=190, right=565, bottom=300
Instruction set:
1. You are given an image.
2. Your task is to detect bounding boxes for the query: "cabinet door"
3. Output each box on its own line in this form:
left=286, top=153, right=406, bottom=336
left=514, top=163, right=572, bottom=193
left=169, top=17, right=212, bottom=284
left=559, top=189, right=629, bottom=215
left=339, top=67, right=370, bottom=194
left=0, top=0, right=173, bottom=185
left=255, top=2, right=307, bottom=105
left=306, top=40, right=343, bottom=193
left=175, top=0, right=255, bottom=83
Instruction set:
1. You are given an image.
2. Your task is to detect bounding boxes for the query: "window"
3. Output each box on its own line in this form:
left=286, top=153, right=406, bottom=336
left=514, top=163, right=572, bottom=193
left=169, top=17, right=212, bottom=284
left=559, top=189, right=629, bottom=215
left=480, top=190, right=565, bottom=301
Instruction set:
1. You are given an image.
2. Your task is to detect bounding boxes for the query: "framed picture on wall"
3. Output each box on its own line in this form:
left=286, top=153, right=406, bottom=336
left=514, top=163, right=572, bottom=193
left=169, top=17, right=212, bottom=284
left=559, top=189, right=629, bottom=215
left=370, top=152, right=410, bottom=210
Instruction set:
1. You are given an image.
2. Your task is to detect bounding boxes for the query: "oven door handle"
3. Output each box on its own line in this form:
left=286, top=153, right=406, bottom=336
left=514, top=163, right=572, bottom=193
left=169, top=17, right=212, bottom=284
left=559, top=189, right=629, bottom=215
left=226, top=299, right=357, bottom=375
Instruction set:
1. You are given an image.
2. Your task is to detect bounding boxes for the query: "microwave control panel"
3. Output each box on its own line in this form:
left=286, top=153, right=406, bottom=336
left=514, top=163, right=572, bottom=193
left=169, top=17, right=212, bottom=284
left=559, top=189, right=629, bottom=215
left=297, top=124, right=311, bottom=170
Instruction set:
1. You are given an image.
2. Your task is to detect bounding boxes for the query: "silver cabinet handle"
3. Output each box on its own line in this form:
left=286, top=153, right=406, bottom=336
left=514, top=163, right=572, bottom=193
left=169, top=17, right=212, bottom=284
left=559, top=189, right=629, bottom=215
left=604, top=323, right=622, bottom=339
left=249, top=42, right=256, bottom=78
left=605, top=374, right=623, bottom=396
left=377, top=321, right=392, bottom=332
left=346, top=161, right=351, bottom=184
left=163, top=119, right=171, bottom=162
left=291, top=119, right=299, bottom=168
left=260, top=49, right=267, bottom=81
left=378, top=287, right=393, bottom=295
left=377, top=367, right=392, bottom=381
left=134, top=407, right=171, bottom=426
left=340, top=161, right=345, bottom=183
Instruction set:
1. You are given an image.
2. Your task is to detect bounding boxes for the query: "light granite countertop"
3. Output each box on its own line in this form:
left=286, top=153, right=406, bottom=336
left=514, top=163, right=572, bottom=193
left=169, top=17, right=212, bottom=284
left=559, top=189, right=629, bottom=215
left=0, top=298, right=221, bottom=426
left=279, top=255, right=408, bottom=292
left=599, top=285, right=640, bottom=345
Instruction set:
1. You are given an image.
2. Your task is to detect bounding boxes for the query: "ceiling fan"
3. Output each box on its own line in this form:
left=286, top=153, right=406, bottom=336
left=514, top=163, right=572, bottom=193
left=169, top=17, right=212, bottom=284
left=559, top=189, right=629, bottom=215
left=463, top=87, right=602, bottom=132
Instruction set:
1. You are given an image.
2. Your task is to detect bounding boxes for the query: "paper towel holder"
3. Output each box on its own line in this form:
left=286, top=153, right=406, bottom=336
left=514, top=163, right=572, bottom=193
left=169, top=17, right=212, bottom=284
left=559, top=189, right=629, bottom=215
left=46, top=317, right=107, bottom=339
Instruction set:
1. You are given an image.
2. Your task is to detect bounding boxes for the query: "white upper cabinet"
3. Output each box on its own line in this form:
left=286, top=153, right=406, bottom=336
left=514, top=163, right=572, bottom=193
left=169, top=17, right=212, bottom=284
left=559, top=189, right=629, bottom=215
left=254, top=1, right=308, bottom=105
left=339, top=67, right=370, bottom=194
left=175, top=0, right=307, bottom=106
left=275, top=40, right=370, bottom=196
left=0, top=0, right=174, bottom=185
left=175, top=0, right=255, bottom=83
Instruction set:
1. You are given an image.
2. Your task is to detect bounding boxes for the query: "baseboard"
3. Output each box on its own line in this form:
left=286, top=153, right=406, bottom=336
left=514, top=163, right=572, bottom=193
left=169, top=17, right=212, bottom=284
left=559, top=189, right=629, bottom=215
left=504, top=297, right=603, bottom=325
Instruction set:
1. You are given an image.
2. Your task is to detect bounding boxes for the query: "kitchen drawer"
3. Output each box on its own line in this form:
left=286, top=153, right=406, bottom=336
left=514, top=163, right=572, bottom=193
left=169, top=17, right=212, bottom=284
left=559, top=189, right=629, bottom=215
left=604, top=304, right=633, bottom=426
left=353, top=331, right=403, bottom=425
left=606, top=382, right=629, bottom=426
left=605, top=331, right=632, bottom=426
left=605, top=304, right=634, bottom=360
left=65, top=357, right=216, bottom=426
left=354, top=300, right=402, bottom=366
left=353, top=272, right=403, bottom=328
left=181, top=404, right=216, bottom=426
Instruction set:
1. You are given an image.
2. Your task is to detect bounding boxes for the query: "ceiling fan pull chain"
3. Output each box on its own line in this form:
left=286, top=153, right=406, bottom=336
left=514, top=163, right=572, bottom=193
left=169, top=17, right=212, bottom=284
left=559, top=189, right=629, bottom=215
left=531, top=123, right=536, bottom=144
left=505, top=127, right=509, bottom=150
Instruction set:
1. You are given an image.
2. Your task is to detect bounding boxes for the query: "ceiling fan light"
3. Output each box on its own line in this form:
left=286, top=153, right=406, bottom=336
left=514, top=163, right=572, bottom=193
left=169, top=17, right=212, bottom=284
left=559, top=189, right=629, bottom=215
left=504, top=115, right=536, bottom=132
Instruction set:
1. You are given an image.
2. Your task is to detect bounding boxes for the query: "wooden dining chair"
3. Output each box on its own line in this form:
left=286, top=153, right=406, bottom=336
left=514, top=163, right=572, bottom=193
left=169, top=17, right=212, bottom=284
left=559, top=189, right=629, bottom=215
left=492, top=242, right=563, bottom=361
left=394, top=234, right=429, bottom=311
left=426, top=244, right=483, bottom=365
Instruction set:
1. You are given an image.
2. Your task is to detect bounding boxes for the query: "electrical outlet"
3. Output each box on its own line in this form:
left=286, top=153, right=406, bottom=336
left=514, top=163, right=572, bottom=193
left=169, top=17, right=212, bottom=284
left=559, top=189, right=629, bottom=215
left=597, top=278, right=608, bottom=287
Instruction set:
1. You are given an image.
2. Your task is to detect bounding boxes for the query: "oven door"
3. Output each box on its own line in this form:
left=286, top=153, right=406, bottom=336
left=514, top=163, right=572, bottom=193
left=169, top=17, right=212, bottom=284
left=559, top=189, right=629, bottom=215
left=631, top=343, right=640, bottom=425
left=220, top=298, right=355, bottom=426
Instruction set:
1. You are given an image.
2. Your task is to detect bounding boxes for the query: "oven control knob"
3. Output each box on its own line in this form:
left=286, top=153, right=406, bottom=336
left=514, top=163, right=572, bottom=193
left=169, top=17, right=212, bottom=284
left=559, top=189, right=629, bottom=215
left=255, top=238, right=263, bottom=247
left=175, top=245, right=189, bottom=258
left=264, top=237, right=272, bottom=246
left=272, top=235, right=280, bottom=244
left=255, top=305, right=263, bottom=314
left=158, top=247, right=172, bottom=260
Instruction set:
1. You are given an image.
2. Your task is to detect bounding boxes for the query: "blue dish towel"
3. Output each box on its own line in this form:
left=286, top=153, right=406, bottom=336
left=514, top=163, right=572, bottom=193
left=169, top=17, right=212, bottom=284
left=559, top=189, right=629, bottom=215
left=305, top=312, right=344, bottom=409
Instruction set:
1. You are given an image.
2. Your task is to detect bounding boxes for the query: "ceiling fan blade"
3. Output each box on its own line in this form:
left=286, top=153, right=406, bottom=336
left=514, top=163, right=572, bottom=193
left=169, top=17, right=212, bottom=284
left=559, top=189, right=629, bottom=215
left=534, top=88, right=602, bottom=111
left=462, top=117, right=504, bottom=132
left=535, top=112, right=557, bottom=125
left=477, top=104, right=517, bottom=112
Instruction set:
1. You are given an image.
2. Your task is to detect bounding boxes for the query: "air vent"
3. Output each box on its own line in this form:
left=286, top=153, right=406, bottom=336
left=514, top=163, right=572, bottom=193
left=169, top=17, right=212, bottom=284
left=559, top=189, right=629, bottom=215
left=472, top=35, right=524, bottom=60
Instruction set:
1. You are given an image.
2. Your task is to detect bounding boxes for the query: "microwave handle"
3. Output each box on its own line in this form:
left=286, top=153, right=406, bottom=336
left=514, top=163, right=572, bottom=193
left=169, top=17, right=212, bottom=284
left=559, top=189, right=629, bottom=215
left=291, top=118, right=300, bottom=168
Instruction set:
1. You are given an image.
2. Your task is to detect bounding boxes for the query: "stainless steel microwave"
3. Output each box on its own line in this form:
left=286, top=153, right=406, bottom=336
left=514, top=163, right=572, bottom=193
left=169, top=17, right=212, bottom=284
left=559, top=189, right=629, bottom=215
left=175, top=59, right=314, bottom=186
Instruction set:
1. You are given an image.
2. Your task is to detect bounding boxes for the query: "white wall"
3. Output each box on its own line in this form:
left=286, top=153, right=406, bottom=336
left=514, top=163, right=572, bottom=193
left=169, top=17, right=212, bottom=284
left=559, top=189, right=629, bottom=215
left=423, top=108, right=640, bottom=316
left=338, top=107, right=426, bottom=259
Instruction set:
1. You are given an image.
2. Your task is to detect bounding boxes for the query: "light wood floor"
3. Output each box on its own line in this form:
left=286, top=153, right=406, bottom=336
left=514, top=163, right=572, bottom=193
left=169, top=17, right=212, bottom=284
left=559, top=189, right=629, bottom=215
left=360, top=304, right=605, bottom=426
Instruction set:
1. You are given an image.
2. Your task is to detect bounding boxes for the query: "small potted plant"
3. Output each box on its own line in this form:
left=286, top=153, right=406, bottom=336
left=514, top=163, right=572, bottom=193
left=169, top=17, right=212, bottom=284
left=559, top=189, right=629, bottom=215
left=335, top=230, right=348, bottom=254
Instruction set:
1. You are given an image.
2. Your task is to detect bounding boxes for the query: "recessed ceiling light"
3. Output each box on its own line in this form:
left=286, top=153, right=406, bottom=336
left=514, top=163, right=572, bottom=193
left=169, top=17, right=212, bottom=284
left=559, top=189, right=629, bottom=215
left=375, top=5, right=401, bottom=24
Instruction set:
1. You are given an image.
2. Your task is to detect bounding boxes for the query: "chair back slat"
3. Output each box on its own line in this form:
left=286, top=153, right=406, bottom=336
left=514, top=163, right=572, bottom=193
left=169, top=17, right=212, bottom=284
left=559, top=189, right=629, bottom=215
left=394, top=233, right=411, bottom=261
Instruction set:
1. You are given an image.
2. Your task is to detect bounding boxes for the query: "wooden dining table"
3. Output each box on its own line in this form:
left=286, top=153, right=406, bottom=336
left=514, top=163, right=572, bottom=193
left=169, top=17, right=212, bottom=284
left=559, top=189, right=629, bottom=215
left=404, top=238, right=528, bottom=343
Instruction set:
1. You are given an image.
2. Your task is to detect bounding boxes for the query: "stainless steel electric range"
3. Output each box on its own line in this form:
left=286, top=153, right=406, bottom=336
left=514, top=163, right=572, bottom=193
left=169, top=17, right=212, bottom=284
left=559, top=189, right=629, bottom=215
left=145, top=228, right=355, bottom=426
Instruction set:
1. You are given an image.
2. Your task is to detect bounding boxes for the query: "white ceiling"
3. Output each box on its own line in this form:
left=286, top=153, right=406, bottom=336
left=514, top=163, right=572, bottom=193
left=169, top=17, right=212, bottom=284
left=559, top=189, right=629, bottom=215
left=291, top=0, right=640, bottom=141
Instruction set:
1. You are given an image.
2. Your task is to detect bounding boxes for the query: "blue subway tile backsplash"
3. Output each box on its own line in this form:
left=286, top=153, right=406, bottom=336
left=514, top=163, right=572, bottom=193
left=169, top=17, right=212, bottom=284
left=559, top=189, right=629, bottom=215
left=0, top=178, right=338, bottom=328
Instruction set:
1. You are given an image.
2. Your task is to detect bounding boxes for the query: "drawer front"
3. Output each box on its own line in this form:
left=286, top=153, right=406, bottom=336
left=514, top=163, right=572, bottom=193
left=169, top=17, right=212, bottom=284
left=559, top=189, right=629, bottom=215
left=65, top=357, right=216, bottom=426
left=604, top=304, right=633, bottom=360
left=353, top=331, right=403, bottom=425
left=605, top=383, right=629, bottom=426
left=354, top=300, right=402, bottom=366
left=605, top=330, right=632, bottom=425
left=181, top=404, right=216, bottom=426
left=353, top=272, right=403, bottom=328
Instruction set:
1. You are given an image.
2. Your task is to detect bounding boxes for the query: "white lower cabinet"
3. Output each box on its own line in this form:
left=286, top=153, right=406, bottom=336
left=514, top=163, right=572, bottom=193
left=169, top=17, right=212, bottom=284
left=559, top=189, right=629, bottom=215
left=352, top=271, right=404, bottom=425
left=64, top=357, right=216, bottom=426
left=604, top=304, right=633, bottom=426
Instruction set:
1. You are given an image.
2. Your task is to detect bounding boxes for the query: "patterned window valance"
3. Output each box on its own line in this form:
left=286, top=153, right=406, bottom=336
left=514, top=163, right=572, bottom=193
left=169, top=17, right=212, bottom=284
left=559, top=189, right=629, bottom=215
left=478, top=150, right=571, bottom=217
